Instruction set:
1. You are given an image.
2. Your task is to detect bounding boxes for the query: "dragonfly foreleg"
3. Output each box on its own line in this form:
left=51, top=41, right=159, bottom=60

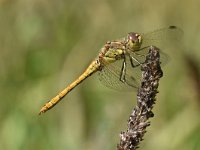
left=129, top=55, right=142, bottom=68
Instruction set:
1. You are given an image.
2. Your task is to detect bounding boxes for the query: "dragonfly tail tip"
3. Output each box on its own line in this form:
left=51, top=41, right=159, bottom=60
left=38, top=106, right=47, bottom=115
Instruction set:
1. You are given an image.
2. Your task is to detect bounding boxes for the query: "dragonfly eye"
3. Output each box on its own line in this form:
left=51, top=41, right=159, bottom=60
left=127, top=32, right=142, bottom=50
left=127, top=32, right=141, bottom=44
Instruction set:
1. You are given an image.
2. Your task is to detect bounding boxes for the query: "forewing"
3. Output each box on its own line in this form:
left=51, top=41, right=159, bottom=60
left=141, top=26, right=183, bottom=50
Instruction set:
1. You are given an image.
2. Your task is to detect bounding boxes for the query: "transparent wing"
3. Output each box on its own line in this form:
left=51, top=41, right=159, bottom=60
left=141, top=26, right=183, bottom=50
left=130, top=26, right=182, bottom=66
left=130, top=46, right=169, bottom=67
left=98, top=57, right=140, bottom=91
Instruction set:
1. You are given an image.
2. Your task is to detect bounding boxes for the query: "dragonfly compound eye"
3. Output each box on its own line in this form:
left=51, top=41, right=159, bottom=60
left=127, top=32, right=142, bottom=50
left=128, top=32, right=141, bottom=44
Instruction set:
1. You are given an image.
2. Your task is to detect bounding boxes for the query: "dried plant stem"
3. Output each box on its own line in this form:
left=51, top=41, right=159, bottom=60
left=117, top=46, right=163, bottom=150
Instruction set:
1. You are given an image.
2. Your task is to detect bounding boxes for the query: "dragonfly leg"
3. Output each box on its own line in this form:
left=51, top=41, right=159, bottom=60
left=132, top=46, right=151, bottom=63
left=129, top=55, right=138, bottom=68
left=121, top=56, right=139, bottom=88
left=134, top=52, right=146, bottom=58
left=129, top=55, right=142, bottom=68
left=120, top=57, right=127, bottom=83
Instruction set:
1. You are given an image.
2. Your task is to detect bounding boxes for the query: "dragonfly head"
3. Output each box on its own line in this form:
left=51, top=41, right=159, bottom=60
left=127, top=32, right=142, bottom=50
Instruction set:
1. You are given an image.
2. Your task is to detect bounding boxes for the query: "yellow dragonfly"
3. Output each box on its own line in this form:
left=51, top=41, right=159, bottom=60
left=39, top=26, right=182, bottom=114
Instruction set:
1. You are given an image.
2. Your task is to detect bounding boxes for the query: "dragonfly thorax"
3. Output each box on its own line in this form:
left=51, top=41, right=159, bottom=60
left=126, top=32, right=142, bottom=51
left=103, top=48, right=124, bottom=63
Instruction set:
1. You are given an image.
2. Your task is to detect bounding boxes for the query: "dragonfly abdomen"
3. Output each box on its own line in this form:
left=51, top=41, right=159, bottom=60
left=39, top=60, right=101, bottom=114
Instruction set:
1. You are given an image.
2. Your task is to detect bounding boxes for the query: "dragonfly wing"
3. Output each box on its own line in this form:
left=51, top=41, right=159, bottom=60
left=130, top=46, right=170, bottom=67
left=98, top=57, right=139, bottom=91
left=141, top=26, right=183, bottom=50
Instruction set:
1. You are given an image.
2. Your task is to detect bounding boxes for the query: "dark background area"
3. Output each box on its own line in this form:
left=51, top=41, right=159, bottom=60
left=0, top=0, right=200, bottom=150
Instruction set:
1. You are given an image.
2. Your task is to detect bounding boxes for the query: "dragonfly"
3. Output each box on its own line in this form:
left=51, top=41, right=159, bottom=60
left=39, top=26, right=183, bottom=115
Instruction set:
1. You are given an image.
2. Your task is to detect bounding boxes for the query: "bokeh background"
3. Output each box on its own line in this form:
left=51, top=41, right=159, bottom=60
left=0, top=0, right=200, bottom=150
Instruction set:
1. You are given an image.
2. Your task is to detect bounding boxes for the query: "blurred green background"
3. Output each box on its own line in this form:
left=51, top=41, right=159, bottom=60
left=0, top=0, right=200, bottom=150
